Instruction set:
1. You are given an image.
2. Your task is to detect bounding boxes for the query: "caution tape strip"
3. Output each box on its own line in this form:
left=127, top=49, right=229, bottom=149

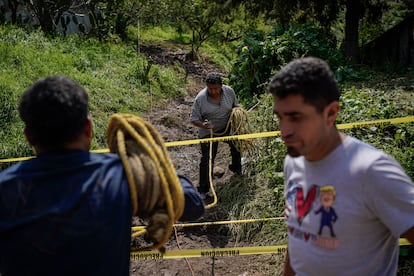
left=132, top=217, right=285, bottom=232
left=337, top=116, right=414, bottom=130
left=164, top=115, right=414, bottom=147
left=131, top=238, right=412, bottom=260
left=130, top=245, right=288, bottom=260
left=2, top=116, right=413, bottom=163
left=400, top=238, right=412, bottom=246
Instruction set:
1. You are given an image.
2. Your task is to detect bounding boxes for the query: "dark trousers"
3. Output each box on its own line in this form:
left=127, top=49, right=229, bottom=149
left=198, top=134, right=241, bottom=193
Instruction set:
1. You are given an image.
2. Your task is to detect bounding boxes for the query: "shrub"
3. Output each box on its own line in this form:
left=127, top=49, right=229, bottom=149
left=229, top=22, right=343, bottom=106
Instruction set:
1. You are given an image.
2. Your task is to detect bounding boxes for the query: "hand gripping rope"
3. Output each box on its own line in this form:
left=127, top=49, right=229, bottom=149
left=205, top=106, right=254, bottom=209
left=212, top=106, right=254, bottom=155
left=227, top=106, right=254, bottom=155
left=106, top=113, right=185, bottom=252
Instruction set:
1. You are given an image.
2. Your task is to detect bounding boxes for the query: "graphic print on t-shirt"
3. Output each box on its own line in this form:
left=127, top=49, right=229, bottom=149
left=286, top=183, right=318, bottom=225
left=315, top=185, right=338, bottom=237
left=286, top=181, right=340, bottom=250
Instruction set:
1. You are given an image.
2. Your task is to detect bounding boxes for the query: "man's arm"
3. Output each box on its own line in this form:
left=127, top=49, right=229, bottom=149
left=177, top=175, right=204, bottom=221
left=283, top=249, right=295, bottom=276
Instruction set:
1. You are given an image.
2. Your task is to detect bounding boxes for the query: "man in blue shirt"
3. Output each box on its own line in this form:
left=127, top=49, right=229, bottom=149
left=0, top=75, right=204, bottom=275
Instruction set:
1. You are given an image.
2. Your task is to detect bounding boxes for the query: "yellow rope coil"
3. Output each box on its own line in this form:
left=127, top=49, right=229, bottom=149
left=106, top=113, right=185, bottom=252
left=228, top=106, right=254, bottom=155
left=204, top=107, right=254, bottom=209
left=213, top=107, right=254, bottom=155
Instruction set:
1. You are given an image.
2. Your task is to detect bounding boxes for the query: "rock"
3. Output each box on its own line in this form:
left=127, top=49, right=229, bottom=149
left=213, top=166, right=225, bottom=178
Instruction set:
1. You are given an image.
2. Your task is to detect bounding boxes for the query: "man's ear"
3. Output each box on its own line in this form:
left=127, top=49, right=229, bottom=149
left=84, top=117, right=93, bottom=139
left=76, top=117, right=93, bottom=151
left=325, top=101, right=340, bottom=127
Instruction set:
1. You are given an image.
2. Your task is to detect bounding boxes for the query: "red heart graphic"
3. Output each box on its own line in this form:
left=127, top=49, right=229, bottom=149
left=296, top=185, right=318, bottom=224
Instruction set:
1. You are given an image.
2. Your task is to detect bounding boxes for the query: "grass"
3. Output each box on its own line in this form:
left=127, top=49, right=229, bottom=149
left=0, top=25, right=186, bottom=165
left=1, top=24, right=413, bottom=274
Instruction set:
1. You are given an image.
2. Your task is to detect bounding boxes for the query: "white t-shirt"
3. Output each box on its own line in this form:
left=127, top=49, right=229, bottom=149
left=284, top=136, right=414, bottom=276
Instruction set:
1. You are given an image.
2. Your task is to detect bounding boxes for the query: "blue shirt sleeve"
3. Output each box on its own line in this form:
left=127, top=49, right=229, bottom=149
left=177, top=175, right=204, bottom=221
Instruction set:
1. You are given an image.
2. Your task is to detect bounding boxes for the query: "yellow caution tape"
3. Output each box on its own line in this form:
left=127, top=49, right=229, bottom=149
left=130, top=245, right=288, bottom=260
left=165, top=115, right=414, bottom=147
left=0, top=156, right=34, bottom=163
left=1, top=116, right=414, bottom=163
left=337, top=116, right=414, bottom=130
left=174, top=217, right=285, bottom=227
left=400, top=238, right=411, bottom=246
left=132, top=217, right=285, bottom=232
left=130, top=238, right=411, bottom=260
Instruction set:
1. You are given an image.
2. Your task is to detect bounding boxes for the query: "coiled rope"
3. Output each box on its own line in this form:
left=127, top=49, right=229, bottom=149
left=106, top=113, right=184, bottom=252
left=205, top=130, right=218, bottom=209
left=229, top=106, right=255, bottom=155
left=205, top=106, right=254, bottom=209
left=214, top=106, right=254, bottom=155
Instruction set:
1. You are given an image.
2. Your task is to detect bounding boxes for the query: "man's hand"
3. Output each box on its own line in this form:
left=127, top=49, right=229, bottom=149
left=203, top=120, right=214, bottom=129
left=191, top=120, right=214, bottom=129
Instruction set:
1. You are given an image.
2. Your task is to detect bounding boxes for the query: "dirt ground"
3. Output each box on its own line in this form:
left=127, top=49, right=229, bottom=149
left=128, top=46, right=284, bottom=275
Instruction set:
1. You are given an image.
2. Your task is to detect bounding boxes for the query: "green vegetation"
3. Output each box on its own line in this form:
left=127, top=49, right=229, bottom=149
left=230, top=23, right=343, bottom=106
left=1, top=10, right=414, bottom=273
left=4, top=0, right=412, bottom=65
left=0, top=25, right=186, bottom=163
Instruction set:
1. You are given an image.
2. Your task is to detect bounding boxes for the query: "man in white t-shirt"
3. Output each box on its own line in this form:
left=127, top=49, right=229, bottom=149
left=268, top=57, right=414, bottom=275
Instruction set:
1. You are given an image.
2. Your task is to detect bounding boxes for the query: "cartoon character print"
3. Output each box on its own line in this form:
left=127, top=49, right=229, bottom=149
left=314, top=185, right=338, bottom=238
left=286, top=182, right=339, bottom=234
left=286, top=182, right=340, bottom=249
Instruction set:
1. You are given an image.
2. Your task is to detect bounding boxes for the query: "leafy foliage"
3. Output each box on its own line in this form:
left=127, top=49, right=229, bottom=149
left=0, top=14, right=413, bottom=273
left=229, top=23, right=343, bottom=106
left=338, top=74, right=414, bottom=179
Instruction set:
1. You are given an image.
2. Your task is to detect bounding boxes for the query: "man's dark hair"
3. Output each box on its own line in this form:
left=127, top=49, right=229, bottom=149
left=18, top=75, right=89, bottom=150
left=268, top=57, right=340, bottom=113
left=205, top=72, right=223, bottom=84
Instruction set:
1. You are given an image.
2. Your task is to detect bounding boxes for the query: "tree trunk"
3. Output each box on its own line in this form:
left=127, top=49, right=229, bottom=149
left=344, top=0, right=361, bottom=63
left=8, top=0, right=17, bottom=24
